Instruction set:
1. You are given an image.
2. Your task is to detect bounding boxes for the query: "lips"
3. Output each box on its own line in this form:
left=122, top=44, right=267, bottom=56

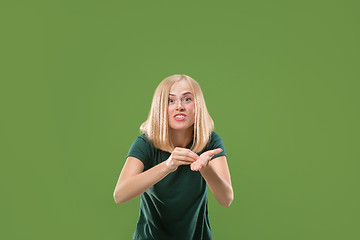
left=174, top=114, right=187, bottom=121
left=174, top=114, right=187, bottom=117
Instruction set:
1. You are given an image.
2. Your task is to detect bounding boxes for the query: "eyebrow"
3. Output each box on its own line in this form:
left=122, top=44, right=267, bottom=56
left=169, top=91, right=193, bottom=96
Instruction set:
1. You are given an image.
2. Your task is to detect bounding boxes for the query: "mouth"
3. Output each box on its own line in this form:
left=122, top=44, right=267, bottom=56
left=174, top=114, right=186, bottom=121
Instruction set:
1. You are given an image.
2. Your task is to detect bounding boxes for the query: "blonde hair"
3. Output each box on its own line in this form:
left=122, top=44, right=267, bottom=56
left=140, top=74, right=214, bottom=153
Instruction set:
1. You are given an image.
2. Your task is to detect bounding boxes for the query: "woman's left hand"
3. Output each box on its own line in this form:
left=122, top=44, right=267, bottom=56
left=190, top=148, right=223, bottom=171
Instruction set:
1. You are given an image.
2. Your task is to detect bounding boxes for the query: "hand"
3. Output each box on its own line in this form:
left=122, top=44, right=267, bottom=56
left=165, top=147, right=200, bottom=172
left=190, top=148, right=223, bottom=171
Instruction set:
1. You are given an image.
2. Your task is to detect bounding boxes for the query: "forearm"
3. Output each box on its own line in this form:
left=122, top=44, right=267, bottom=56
left=200, top=161, right=233, bottom=207
left=114, top=161, right=171, bottom=204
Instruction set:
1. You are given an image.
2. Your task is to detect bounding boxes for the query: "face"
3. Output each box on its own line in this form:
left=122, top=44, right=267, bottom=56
left=168, top=80, right=195, bottom=131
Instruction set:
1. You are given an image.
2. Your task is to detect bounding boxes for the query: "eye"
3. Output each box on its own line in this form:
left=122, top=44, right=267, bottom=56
left=185, top=97, right=192, bottom=102
left=168, top=99, right=174, bottom=103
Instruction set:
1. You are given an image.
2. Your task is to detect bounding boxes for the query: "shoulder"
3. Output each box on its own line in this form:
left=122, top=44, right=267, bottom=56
left=126, top=133, right=154, bottom=170
left=127, top=133, right=155, bottom=154
left=207, top=131, right=227, bottom=159
left=209, top=131, right=224, bottom=144
left=206, top=131, right=226, bottom=148
left=134, top=133, right=152, bottom=146
left=137, top=133, right=147, bottom=141
left=210, top=131, right=221, bottom=138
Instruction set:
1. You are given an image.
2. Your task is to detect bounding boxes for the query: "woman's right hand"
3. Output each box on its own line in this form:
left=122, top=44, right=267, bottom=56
left=165, top=147, right=200, bottom=172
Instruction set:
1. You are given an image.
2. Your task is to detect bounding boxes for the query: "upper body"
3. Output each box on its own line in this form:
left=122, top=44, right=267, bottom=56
left=113, top=74, right=233, bottom=240
left=127, top=131, right=227, bottom=240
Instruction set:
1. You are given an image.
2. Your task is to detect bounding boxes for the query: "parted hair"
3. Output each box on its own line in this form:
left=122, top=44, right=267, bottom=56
left=140, top=74, right=214, bottom=153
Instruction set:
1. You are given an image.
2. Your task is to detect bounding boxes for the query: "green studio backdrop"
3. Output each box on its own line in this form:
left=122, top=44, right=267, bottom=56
left=1, top=0, right=359, bottom=239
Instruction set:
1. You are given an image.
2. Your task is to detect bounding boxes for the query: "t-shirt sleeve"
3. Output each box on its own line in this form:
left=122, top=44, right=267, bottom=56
left=207, top=132, right=227, bottom=160
left=125, top=134, right=151, bottom=170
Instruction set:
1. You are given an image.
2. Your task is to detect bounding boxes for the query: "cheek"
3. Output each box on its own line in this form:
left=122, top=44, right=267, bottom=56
left=190, top=105, right=195, bottom=115
left=190, top=107, right=195, bottom=120
left=168, top=107, right=175, bottom=119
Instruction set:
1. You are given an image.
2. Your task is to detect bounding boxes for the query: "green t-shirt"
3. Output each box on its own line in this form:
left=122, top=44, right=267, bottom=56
left=126, top=131, right=227, bottom=240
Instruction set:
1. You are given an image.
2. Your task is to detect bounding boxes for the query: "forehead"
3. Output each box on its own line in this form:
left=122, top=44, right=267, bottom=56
left=169, top=80, right=193, bottom=95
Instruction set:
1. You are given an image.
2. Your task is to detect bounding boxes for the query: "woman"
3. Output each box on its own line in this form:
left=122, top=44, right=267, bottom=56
left=113, top=74, right=233, bottom=240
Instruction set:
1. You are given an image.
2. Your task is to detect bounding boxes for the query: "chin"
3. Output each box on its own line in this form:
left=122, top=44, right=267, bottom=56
left=169, top=124, right=194, bottom=131
left=170, top=126, right=188, bottom=131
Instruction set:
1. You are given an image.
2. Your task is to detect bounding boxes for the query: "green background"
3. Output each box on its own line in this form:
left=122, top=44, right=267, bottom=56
left=1, top=0, right=359, bottom=239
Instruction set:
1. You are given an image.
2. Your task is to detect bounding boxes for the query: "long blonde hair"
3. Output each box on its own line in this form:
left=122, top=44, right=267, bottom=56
left=140, top=74, right=214, bottom=153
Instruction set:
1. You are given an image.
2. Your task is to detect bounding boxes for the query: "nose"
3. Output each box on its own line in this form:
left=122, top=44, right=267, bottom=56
left=175, top=99, right=185, bottom=110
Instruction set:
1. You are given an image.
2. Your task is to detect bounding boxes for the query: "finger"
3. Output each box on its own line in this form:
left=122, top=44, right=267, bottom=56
left=177, top=148, right=199, bottom=160
left=176, top=160, right=194, bottom=166
left=173, top=152, right=197, bottom=163
left=192, top=164, right=200, bottom=171
left=195, top=160, right=202, bottom=169
left=191, top=161, right=200, bottom=171
left=195, top=165, right=200, bottom=171
left=178, top=155, right=197, bottom=163
left=210, top=148, right=223, bottom=156
left=213, top=148, right=223, bottom=153
left=198, top=161, right=206, bottom=169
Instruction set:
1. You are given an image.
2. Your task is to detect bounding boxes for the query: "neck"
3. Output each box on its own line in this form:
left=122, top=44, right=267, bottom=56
left=169, top=127, right=194, bottom=148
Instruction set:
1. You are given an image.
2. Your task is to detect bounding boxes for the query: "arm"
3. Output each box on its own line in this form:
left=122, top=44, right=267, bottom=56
left=113, top=157, right=171, bottom=204
left=194, top=154, right=233, bottom=207
left=200, top=156, right=233, bottom=207
left=113, top=148, right=199, bottom=204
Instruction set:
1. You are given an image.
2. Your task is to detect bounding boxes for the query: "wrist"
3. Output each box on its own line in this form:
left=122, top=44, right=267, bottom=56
left=162, top=160, right=177, bottom=173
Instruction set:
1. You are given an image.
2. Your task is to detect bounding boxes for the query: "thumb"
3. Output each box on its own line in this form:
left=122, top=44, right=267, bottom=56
left=211, top=148, right=223, bottom=155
